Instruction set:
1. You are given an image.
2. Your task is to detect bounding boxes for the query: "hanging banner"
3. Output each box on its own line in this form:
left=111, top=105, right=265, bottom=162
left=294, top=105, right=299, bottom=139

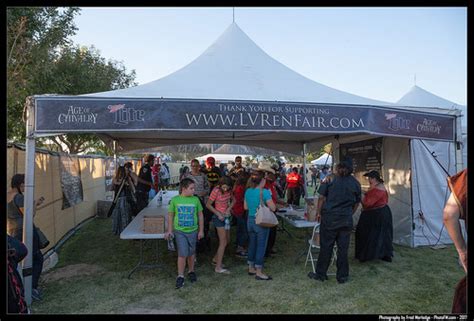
left=59, top=154, right=84, bottom=209
left=340, top=138, right=383, bottom=190
left=34, top=97, right=455, bottom=141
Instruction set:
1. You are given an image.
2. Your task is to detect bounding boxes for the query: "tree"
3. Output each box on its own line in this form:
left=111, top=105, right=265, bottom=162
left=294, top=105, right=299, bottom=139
left=7, top=7, right=79, bottom=140
left=37, top=45, right=137, bottom=154
left=7, top=8, right=137, bottom=154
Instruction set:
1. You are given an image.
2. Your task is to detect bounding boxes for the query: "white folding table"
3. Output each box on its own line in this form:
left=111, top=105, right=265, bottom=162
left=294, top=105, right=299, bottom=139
left=275, top=208, right=319, bottom=264
left=120, top=190, right=179, bottom=278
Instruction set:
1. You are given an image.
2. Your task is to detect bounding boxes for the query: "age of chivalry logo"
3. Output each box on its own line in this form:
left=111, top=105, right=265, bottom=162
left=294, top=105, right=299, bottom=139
left=58, top=105, right=99, bottom=124
left=108, top=104, right=146, bottom=125
left=417, top=118, right=442, bottom=135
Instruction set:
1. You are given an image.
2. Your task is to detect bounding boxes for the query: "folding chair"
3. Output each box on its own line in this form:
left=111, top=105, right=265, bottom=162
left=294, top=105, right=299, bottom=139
left=305, top=224, right=337, bottom=274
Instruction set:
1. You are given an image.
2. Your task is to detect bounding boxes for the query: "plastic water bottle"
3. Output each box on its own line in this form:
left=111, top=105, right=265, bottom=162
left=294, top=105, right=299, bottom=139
left=167, top=233, right=176, bottom=251
left=158, top=190, right=163, bottom=207
left=224, top=217, right=230, bottom=230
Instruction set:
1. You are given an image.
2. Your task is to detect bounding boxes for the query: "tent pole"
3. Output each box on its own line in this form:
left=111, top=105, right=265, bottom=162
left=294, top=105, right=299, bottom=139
left=113, top=140, right=117, bottom=165
left=455, top=114, right=463, bottom=173
left=23, top=96, right=36, bottom=307
left=303, top=143, right=307, bottom=199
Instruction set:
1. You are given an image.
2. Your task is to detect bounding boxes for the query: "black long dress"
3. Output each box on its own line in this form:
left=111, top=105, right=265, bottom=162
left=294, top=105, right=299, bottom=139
left=355, top=205, right=393, bottom=262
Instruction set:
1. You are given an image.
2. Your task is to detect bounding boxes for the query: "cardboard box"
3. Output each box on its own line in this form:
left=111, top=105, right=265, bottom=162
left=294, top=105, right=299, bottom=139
left=143, top=216, right=165, bottom=234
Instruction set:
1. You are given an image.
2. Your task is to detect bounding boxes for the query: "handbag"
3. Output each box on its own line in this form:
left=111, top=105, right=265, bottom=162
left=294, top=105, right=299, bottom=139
left=35, top=226, right=50, bottom=249
left=13, top=199, right=50, bottom=249
left=255, top=189, right=279, bottom=228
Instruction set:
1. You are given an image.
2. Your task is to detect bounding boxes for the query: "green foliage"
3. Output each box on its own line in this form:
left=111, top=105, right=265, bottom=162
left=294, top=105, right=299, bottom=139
left=7, top=8, right=137, bottom=155
left=7, top=7, right=79, bottom=140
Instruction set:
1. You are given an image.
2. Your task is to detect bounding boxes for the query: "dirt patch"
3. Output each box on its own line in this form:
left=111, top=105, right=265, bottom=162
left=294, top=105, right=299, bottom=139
left=42, top=263, right=104, bottom=282
left=124, top=307, right=180, bottom=314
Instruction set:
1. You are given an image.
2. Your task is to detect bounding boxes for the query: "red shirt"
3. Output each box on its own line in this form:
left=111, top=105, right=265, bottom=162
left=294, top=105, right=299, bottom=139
left=286, top=172, right=301, bottom=188
left=362, top=187, right=388, bottom=210
left=232, top=184, right=245, bottom=217
left=264, top=181, right=278, bottom=203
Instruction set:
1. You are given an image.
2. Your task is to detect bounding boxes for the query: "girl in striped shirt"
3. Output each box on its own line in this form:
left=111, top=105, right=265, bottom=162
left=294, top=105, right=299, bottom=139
left=206, top=176, right=235, bottom=274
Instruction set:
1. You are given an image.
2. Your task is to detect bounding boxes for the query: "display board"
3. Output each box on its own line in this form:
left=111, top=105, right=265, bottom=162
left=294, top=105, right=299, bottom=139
left=104, top=157, right=115, bottom=201
left=59, top=155, right=84, bottom=209
left=340, top=138, right=383, bottom=190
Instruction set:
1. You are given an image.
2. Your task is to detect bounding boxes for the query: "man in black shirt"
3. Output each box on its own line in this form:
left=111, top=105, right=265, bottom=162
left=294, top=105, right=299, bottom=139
left=202, top=156, right=222, bottom=191
left=229, top=156, right=246, bottom=180
left=310, top=158, right=361, bottom=284
left=134, top=154, right=155, bottom=216
left=198, top=156, right=222, bottom=252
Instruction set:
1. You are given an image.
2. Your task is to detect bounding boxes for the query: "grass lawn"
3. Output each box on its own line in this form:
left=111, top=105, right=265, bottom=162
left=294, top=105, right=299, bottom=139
left=31, top=190, right=464, bottom=314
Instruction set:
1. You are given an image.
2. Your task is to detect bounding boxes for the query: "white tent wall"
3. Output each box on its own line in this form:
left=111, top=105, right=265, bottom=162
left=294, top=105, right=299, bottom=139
left=410, top=139, right=457, bottom=247
left=384, top=137, right=413, bottom=247
left=332, top=135, right=414, bottom=246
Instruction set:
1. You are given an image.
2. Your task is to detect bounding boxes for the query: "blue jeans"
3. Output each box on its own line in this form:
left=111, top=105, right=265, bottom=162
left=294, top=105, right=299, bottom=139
left=235, top=215, right=248, bottom=248
left=247, top=216, right=270, bottom=269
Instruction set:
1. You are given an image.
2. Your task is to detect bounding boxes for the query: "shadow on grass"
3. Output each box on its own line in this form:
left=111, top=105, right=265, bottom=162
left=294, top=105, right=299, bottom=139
left=32, top=216, right=464, bottom=314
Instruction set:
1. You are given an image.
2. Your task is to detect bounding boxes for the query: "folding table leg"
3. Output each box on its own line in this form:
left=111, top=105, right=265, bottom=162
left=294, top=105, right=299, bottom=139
left=127, top=239, right=145, bottom=279
left=277, top=217, right=294, bottom=238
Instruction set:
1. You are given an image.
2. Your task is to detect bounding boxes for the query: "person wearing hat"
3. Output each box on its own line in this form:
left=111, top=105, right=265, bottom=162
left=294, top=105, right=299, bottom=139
left=203, top=156, right=222, bottom=191
left=309, top=158, right=361, bottom=284
left=258, top=162, right=285, bottom=258
left=355, top=170, right=393, bottom=263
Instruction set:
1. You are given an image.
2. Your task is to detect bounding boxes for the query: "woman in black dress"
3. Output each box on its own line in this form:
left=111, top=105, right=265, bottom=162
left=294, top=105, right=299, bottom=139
left=355, top=170, right=393, bottom=262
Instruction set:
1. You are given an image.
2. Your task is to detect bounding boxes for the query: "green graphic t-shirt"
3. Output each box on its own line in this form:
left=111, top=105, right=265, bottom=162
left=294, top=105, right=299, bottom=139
left=168, top=195, right=203, bottom=233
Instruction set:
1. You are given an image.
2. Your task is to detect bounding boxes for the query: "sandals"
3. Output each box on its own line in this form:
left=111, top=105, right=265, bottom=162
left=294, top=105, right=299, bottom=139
left=255, top=275, right=273, bottom=281
left=215, top=268, right=231, bottom=274
left=212, top=260, right=227, bottom=269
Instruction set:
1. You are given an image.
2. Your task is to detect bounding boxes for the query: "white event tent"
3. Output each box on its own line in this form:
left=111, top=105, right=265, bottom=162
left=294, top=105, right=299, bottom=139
left=395, top=85, right=467, bottom=247
left=311, top=153, right=333, bottom=166
left=22, top=22, right=464, bottom=304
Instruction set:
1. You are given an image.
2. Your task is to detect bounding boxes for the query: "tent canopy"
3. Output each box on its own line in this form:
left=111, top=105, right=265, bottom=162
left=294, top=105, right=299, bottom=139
left=397, top=85, right=466, bottom=130
left=32, top=22, right=459, bottom=155
left=311, top=153, right=333, bottom=166
left=196, top=153, right=253, bottom=164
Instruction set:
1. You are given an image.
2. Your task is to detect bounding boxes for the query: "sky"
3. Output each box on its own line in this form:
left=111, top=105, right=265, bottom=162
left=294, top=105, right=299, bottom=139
left=71, top=7, right=467, bottom=105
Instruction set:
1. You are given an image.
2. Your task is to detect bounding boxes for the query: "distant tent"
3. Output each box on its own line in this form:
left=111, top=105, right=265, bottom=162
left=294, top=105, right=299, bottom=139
left=311, top=153, right=332, bottom=166
left=196, top=153, right=252, bottom=164
left=396, top=85, right=467, bottom=246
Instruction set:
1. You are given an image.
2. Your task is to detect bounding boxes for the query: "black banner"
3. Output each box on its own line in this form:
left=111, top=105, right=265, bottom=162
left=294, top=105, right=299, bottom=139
left=340, top=138, right=383, bottom=189
left=35, top=97, right=455, bottom=141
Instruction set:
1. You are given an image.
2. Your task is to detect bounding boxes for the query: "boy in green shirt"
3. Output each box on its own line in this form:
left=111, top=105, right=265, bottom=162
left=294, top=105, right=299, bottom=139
left=166, top=178, right=204, bottom=289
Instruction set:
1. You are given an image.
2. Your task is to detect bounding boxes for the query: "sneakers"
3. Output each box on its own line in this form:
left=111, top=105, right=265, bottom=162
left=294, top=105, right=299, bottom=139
left=175, top=276, right=185, bottom=289
left=32, top=288, right=43, bottom=301
left=188, top=271, right=197, bottom=283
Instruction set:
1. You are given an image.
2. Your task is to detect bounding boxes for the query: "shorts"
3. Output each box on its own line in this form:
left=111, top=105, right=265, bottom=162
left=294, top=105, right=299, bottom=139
left=212, top=215, right=226, bottom=228
left=174, top=230, right=198, bottom=257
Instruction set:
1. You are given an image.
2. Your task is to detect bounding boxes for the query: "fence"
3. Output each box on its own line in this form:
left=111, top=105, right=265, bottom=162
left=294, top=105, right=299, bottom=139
left=7, top=143, right=183, bottom=253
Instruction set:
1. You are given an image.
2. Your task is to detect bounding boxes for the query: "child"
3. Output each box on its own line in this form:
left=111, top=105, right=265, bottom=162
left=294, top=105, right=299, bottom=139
left=166, top=178, right=204, bottom=289
left=206, top=176, right=235, bottom=274
left=232, top=173, right=249, bottom=258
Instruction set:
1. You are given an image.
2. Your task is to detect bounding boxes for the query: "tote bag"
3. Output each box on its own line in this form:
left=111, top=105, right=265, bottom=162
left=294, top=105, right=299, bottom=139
left=255, top=189, right=279, bottom=228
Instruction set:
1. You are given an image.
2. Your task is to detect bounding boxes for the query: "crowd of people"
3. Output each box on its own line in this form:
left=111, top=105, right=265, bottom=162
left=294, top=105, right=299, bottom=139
left=7, top=153, right=466, bottom=312
left=164, top=156, right=291, bottom=288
